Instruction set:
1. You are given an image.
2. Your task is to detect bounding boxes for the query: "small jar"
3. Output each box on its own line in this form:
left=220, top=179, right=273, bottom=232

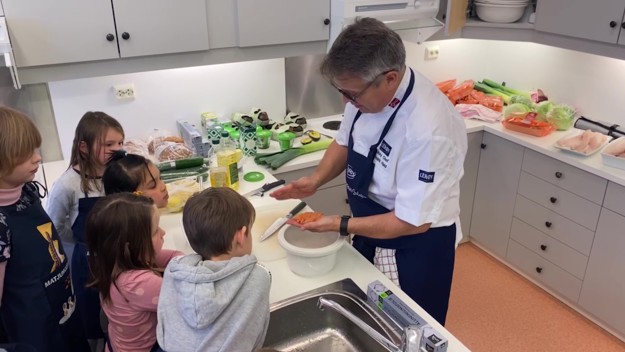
left=256, top=130, right=272, bottom=149
left=278, top=131, right=296, bottom=151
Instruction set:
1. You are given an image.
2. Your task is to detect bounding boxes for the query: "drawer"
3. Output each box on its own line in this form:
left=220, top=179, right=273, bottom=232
left=274, top=167, right=346, bottom=190
left=513, top=196, right=595, bottom=255
left=518, top=172, right=601, bottom=231
left=507, top=239, right=582, bottom=303
left=603, top=181, right=625, bottom=217
left=522, top=149, right=606, bottom=205
left=510, top=218, right=588, bottom=279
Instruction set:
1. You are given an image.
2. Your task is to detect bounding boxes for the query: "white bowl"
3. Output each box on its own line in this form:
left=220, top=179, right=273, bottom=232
left=476, top=3, right=527, bottom=23
left=278, top=225, right=344, bottom=277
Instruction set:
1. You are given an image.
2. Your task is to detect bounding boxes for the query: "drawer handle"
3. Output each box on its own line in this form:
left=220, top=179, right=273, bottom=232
left=345, top=198, right=349, bottom=204
left=555, top=171, right=563, bottom=179
left=480, top=143, right=487, bottom=149
left=545, top=221, right=552, bottom=228
left=535, top=267, right=543, bottom=273
left=549, top=197, right=557, bottom=204
left=540, top=244, right=547, bottom=251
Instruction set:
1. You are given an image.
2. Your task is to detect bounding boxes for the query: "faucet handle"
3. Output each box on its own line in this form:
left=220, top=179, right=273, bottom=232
left=401, top=325, right=424, bottom=352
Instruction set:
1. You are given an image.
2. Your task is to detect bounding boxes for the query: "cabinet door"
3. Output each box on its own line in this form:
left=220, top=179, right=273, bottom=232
left=579, top=208, right=625, bottom=335
left=236, top=0, right=330, bottom=47
left=113, top=0, right=209, bottom=58
left=458, top=131, right=482, bottom=243
left=535, top=0, right=625, bottom=44
left=469, top=133, right=524, bottom=258
left=2, top=0, right=118, bottom=67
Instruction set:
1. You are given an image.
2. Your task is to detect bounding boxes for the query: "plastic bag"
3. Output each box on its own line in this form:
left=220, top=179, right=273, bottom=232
left=165, top=178, right=201, bottom=213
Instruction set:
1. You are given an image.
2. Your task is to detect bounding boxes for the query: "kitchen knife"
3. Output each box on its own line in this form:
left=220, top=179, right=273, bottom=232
left=259, top=201, right=307, bottom=242
left=241, top=179, right=286, bottom=198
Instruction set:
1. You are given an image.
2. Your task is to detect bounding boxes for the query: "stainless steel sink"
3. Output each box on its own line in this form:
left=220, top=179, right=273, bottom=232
left=262, top=279, right=403, bottom=352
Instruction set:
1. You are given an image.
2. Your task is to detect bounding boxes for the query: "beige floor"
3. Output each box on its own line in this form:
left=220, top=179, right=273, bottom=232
left=446, top=242, right=625, bottom=352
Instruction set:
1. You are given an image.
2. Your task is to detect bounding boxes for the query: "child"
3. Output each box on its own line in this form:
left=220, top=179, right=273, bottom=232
left=157, top=187, right=271, bottom=352
left=0, top=106, right=88, bottom=351
left=46, top=111, right=125, bottom=346
left=103, top=150, right=169, bottom=208
left=86, top=193, right=182, bottom=352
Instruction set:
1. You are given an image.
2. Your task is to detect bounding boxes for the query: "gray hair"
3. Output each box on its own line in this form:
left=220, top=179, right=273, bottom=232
left=320, top=17, right=406, bottom=83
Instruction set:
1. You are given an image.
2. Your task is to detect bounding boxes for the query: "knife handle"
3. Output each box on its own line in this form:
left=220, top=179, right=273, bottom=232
left=262, top=179, right=286, bottom=192
left=289, top=201, right=307, bottom=217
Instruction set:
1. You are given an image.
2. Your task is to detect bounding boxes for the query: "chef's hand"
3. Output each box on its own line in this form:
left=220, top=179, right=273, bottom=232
left=270, top=176, right=318, bottom=200
left=297, top=215, right=341, bottom=233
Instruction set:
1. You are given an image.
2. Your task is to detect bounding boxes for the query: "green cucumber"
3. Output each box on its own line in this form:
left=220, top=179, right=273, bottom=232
left=157, top=157, right=205, bottom=171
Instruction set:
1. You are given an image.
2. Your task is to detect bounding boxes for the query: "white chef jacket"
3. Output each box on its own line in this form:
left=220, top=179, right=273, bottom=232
left=336, top=68, right=468, bottom=238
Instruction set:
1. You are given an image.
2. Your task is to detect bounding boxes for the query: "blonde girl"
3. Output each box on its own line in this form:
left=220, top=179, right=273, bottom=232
left=0, top=106, right=88, bottom=351
left=86, top=193, right=181, bottom=352
left=47, top=111, right=124, bottom=346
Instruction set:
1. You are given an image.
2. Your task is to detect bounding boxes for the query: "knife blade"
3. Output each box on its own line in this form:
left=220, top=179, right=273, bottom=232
left=259, top=201, right=307, bottom=242
left=241, top=179, right=285, bottom=198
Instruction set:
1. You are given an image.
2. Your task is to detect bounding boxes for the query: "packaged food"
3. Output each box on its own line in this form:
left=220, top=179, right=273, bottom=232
left=165, top=178, right=201, bottom=213
left=502, top=112, right=555, bottom=137
left=601, top=137, right=625, bottom=171
left=554, top=130, right=610, bottom=156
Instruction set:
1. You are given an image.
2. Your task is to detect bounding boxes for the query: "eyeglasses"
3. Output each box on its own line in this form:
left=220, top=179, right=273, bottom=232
left=332, top=70, right=393, bottom=103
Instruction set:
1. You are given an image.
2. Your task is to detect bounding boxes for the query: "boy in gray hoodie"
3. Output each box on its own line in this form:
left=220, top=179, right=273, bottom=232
left=157, top=187, right=271, bottom=352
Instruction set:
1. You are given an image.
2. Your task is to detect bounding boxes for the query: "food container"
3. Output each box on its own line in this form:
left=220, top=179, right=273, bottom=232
left=475, top=2, right=528, bottom=23
left=600, top=137, right=625, bottom=171
left=502, top=112, right=555, bottom=137
left=278, top=225, right=344, bottom=277
left=256, top=130, right=272, bottom=149
left=553, top=130, right=611, bottom=156
left=277, top=131, right=296, bottom=151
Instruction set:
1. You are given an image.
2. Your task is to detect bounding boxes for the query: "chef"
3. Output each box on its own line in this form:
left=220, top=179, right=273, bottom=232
left=271, top=17, right=468, bottom=325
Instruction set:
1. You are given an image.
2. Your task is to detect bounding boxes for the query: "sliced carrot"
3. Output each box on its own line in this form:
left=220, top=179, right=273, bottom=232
left=435, top=79, right=457, bottom=93
left=292, top=212, right=324, bottom=224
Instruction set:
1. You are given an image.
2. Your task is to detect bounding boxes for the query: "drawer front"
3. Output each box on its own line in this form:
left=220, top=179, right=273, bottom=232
left=275, top=167, right=346, bottom=190
left=513, top=196, right=595, bottom=255
left=522, top=149, right=606, bottom=204
left=603, top=182, right=625, bottom=217
left=507, top=239, right=582, bottom=303
left=510, top=218, right=588, bottom=279
left=518, top=172, right=601, bottom=231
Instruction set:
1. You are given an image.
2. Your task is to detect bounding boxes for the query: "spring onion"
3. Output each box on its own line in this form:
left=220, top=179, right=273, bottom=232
left=254, top=139, right=333, bottom=170
left=482, top=79, right=530, bottom=98
left=474, top=82, right=511, bottom=105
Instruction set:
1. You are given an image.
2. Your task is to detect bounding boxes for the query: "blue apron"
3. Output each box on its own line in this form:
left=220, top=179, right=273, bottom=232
left=346, top=69, right=456, bottom=325
left=71, top=193, right=104, bottom=340
left=0, top=183, right=89, bottom=351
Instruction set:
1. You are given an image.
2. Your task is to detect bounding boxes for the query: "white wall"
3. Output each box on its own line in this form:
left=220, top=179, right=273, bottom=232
left=49, top=59, right=286, bottom=160
left=405, top=38, right=625, bottom=128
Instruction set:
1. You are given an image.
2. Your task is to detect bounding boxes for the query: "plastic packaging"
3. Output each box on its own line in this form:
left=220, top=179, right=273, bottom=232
left=239, top=125, right=257, bottom=157
left=278, top=131, right=296, bottom=150
left=502, top=112, right=555, bottom=137
left=256, top=130, right=272, bottom=149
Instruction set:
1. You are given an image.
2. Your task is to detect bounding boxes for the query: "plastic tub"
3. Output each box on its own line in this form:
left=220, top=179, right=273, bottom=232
left=475, top=3, right=527, bottom=23
left=502, top=112, right=555, bottom=137
left=278, top=225, right=344, bottom=277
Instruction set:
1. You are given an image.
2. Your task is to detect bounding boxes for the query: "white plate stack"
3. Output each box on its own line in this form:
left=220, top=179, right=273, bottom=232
left=475, top=0, right=529, bottom=23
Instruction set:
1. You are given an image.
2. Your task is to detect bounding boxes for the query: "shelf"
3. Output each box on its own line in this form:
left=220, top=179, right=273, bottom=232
left=464, top=18, right=534, bottom=30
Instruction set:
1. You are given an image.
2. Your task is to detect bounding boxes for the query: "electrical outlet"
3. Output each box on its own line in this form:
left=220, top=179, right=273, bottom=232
left=113, top=83, right=136, bottom=100
left=425, top=45, right=440, bottom=60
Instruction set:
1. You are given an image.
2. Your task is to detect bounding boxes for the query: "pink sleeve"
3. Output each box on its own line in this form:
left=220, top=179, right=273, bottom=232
left=116, top=271, right=164, bottom=312
left=155, top=249, right=183, bottom=268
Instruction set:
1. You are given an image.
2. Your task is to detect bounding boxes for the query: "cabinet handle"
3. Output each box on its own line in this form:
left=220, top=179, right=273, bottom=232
left=549, top=196, right=557, bottom=204
left=555, top=171, right=562, bottom=179
left=545, top=221, right=552, bottom=228
left=480, top=143, right=486, bottom=149
left=324, top=18, right=330, bottom=25
left=610, top=21, right=618, bottom=28
left=106, top=33, right=115, bottom=42
left=121, top=32, right=130, bottom=40
left=535, top=267, right=543, bottom=273
left=622, top=22, right=625, bottom=29
left=540, top=244, right=547, bottom=251
left=344, top=198, right=349, bottom=204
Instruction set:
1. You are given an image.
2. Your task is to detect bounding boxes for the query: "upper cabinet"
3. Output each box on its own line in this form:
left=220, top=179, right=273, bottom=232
left=235, top=0, right=330, bottom=47
left=534, top=0, right=625, bottom=45
left=2, top=0, right=209, bottom=67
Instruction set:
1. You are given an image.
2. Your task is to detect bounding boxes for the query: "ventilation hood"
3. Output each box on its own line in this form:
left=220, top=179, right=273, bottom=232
left=329, top=0, right=444, bottom=50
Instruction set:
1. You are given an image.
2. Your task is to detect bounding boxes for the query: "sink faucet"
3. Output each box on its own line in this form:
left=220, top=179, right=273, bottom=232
left=317, top=296, right=422, bottom=352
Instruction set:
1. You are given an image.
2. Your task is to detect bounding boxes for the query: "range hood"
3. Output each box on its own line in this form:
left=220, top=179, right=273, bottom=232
left=329, top=0, right=444, bottom=50
left=0, top=16, right=20, bottom=89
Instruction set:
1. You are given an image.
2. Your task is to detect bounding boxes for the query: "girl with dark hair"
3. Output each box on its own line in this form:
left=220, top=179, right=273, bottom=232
left=86, top=193, right=181, bottom=352
left=102, top=151, right=169, bottom=208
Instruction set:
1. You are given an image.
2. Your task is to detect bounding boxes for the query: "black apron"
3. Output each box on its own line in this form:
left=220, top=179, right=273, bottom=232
left=71, top=193, right=105, bottom=340
left=345, top=69, right=456, bottom=325
left=0, top=183, right=89, bottom=351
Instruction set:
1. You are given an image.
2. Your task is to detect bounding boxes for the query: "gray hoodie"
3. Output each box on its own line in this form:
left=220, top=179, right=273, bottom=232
left=157, top=254, right=271, bottom=352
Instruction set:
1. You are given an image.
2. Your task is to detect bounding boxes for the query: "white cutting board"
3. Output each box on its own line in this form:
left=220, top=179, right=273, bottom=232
left=252, top=199, right=310, bottom=262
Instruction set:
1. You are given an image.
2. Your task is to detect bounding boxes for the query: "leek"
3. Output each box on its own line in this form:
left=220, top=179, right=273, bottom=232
left=482, top=79, right=530, bottom=98
left=474, top=81, right=511, bottom=104
left=255, top=139, right=333, bottom=170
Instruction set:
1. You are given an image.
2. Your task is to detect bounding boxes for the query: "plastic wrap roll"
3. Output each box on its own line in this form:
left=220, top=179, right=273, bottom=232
left=574, top=116, right=625, bottom=138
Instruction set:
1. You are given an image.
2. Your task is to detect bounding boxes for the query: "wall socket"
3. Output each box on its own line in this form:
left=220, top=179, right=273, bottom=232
left=425, top=45, right=440, bottom=60
left=113, top=83, right=136, bottom=100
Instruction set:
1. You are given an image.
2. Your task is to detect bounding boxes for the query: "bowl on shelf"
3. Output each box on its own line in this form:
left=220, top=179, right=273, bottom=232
left=277, top=225, right=344, bottom=277
left=475, top=2, right=528, bottom=23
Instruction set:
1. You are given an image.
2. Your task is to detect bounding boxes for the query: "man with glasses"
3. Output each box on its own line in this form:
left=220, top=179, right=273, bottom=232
left=271, top=17, right=467, bottom=325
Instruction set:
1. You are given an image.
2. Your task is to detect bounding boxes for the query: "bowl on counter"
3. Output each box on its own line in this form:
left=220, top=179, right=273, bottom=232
left=475, top=2, right=528, bottom=23
left=278, top=225, right=344, bottom=277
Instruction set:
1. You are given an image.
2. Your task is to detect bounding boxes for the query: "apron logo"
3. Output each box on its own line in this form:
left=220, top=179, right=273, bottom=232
left=347, top=165, right=356, bottom=180
left=379, top=140, right=392, bottom=156
left=37, top=222, right=65, bottom=273
left=388, top=97, right=400, bottom=108
left=418, top=170, right=435, bottom=183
